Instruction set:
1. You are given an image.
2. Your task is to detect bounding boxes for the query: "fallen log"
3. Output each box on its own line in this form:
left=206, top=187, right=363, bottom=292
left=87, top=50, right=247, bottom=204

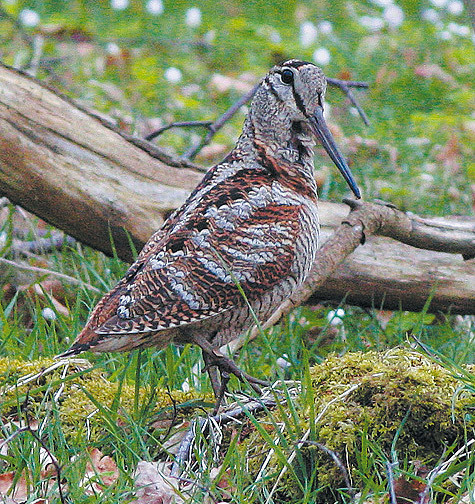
left=0, top=62, right=473, bottom=314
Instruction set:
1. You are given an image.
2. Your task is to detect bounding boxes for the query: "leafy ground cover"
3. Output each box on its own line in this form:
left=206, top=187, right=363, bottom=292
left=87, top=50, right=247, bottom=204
left=0, top=0, right=474, bottom=502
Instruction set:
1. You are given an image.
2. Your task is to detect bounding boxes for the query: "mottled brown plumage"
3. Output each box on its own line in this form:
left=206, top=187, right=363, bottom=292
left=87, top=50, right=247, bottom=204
left=61, top=60, right=360, bottom=408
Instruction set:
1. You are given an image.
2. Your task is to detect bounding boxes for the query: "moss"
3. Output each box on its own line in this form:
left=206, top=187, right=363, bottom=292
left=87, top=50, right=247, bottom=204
left=0, top=357, right=211, bottom=441
left=238, top=348, right=474, bottom=502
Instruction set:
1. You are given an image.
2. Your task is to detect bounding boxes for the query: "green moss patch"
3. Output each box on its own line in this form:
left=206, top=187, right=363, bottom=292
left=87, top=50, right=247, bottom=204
left=238, top=348, right=474, bottom=502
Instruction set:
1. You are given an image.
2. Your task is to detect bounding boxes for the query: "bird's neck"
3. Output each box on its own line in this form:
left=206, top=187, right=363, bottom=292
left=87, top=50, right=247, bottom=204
left=232, top=111, right=317, bottom=187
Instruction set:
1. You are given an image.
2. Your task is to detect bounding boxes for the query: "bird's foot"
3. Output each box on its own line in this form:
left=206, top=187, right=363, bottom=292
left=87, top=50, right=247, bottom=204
left=195, top=335, right=268, bottom=414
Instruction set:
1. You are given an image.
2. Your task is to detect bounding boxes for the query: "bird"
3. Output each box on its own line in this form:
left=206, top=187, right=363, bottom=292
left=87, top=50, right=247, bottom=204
left=60, top=59, right=361, bottom=411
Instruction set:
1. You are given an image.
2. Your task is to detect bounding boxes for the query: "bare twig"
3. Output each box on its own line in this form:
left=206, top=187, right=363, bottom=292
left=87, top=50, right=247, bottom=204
left=183, top=84, right=260, bottom=160
left=11, top=233, right=76, bottom=256
left=170, top=396, right=276, bottom=478
left=0, top=257, right=101, bottom=293
left=297, top=440, right=355, bottom=501
left=386, top=461, right=398, bottom=504
left=145, top=120, right=213, bottom=141
left=327, top=77, right=370, bottom=126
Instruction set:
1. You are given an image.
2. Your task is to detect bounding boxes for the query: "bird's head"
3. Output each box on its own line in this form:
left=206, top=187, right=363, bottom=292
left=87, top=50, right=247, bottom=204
left=256, top=59, right=361, bottom=198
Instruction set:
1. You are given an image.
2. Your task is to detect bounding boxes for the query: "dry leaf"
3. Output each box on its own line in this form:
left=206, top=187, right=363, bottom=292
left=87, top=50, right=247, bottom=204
left=0, top=467, right=54, bottom=504
left=81, top=448, right=119, bottom=495
left=132, top=461, right=185, bottom=504
left=393, top=475, right=429, bottom=504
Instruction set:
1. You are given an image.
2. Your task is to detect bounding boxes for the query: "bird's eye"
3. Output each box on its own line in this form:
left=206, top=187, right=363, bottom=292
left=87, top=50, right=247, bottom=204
left=280, top=69, right=294, bottom=85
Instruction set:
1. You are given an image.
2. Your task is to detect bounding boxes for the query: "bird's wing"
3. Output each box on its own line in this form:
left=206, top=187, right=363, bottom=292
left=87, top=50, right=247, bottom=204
left=95, top=168, right=306, bottom=336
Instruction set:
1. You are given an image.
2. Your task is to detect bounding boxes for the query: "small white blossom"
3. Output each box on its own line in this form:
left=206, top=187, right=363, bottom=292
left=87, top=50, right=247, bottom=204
left=19, top=8, right=40, bottom=27
left=181, top=380, right=190, bottom=392
left=42, top=307, right=57, bottom=321
left=430, top=0, right=448, bottom=8
left=420, top=173, right=434, bottom=183
left=359, top=16, right=385, bottom=31
left=317, top=20, right=333, bottom=35
left=383, top=4, right=404, bottom=27
left=438, top=30, right=452, bottom=40
left=269, top=29, right=281, bottom=43
left=204, top=30, right=216, bottom=43
left=106, top=42, right=121, bottom=55
left=370, top=0, right=393, bottom=7
left=299, top=21, right=318, bottom=47
left=447, top=22, right=470, bottom=36
left=276, top=354, right=292, bottom=369
left=406, top=137, right=430, bottom=147
left=327, top=309, right=345, bottom=326
left=447, top=0, right=464, bottom=15
left=185, top=7, right=202, bottom=28
left=422, top=8, right=440, bottom=23
left=164, top=67, right=182, bottom=83
left=312, top=47, right=331, bottom=66
left=146, top=0, right=164, bottom=15
left=111, top=0, right=129, bottom=9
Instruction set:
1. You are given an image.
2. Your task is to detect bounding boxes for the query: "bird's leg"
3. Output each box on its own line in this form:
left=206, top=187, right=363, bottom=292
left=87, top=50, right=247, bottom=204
left=202, top=348, right=230, bottom=412
left=193, top=333, right=269, bottom=412
left=202, top=351, right=221, bottom=398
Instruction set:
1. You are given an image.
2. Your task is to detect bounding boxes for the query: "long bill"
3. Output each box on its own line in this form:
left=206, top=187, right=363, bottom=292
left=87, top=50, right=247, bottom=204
left=310, top=106, right=361, bottom=199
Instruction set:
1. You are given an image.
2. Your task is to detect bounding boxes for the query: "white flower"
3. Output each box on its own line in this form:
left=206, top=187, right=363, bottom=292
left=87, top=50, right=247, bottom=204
left=317, top=20, right=333, bottom=35
left=447, top=22, right=470, bottom=36
left=429, top=0, right=448, bottom=8
left=164, top=67, right=182, bottom=83
left=276, top=355, right=291, bottom=369
left=19, top=8, right=40, bottom=27
left=327, top=309, right=345, bottom=326
left=312, top=47, right=331, bottom=66
left=42, top=307, right=57, bottom=321
left=438, top=30, right=452, bottom=40
left=111, top=0, right=129, bottom=10
left=300, top=21, right=318, bottom=47
left=359, top=16, right=385, bottom=31
left=422, top=8, right=440, bottom=23
left=146, top=0, right=164, bottom=15
left=185, top=7, right=202, bottom=28
left=383, top=4, right=404, bottom=27
left=269, top=29, right=281, bottom=43
left=370, top=0, right=393, bottom=7
left=420, top=173, right=434, bottom=183
left=447, top=0, right=464, bottom=14
left=406, top=137, right=430, bottom=147
left=204, top=30, right=216, bottom=43
left=106, top=42, right=121, bottom=55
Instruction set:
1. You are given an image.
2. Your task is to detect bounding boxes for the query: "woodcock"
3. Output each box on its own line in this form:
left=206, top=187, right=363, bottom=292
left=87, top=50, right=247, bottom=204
left=61, top=60, right=361, bottom=409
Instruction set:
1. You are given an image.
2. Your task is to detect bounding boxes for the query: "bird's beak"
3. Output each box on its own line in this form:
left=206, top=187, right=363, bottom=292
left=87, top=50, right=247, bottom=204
left=310, top=106, right=361, bottom=199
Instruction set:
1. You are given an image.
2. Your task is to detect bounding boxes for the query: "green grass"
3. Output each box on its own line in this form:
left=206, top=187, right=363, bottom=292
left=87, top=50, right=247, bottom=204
left=0, top=0, right=474, bottom=502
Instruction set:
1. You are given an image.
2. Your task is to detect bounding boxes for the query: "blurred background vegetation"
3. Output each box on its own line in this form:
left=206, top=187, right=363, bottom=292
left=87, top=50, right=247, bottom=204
left=1, top=0, right=473, bottom=214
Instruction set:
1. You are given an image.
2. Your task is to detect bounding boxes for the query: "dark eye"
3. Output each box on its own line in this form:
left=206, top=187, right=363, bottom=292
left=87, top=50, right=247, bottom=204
left=280, top=69, right=294, bottom=85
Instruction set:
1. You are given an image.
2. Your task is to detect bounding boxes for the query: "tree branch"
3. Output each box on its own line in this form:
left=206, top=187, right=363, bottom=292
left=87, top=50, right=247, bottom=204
left=0, top=62, right=473, bottom=317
